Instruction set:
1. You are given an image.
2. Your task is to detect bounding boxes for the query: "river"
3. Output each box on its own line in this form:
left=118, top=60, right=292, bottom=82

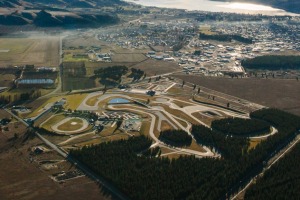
left=125, top=0, right=297, bottom=16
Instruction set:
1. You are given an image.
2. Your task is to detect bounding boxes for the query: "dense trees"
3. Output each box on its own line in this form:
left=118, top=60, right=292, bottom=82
left=199, top=33, right=253, bottom=44
left=159, top=130, right=192, bottom=147
left=0, top=90, right=42, bottom=104
left=245, top=143, right=300, bottom=200
left=128, top=68, right=144, bottom=81
left=70, top=109, right=300, bottom=200
left=191, top=125, right=249, bottom=159
left=70, top=136, right=227, bottom=200
left=242, top=55, right=300, bottom=70
left=94, top=66, right=128, bottom=85
left=94, top=66, right=145, bottom=85
left=211, top=118, right=271, bottom=137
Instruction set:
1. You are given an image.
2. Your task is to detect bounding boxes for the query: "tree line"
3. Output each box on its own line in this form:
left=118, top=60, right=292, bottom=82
left=159, top=130, right=192, bottom=147
left=241, top=55, right=300, bottom=70
left=211, top=118, right=271, bottom=137
left=0, top=90, right=42, bottom=104
left=199, top=33, right=253, bottom=44
left=94, top=66, right=145, bottom=86
left=94, top=65, right=128, bottom=86
left=69, top=109, right=300, bottom=200
left=245, top=142, right=300, bottom=200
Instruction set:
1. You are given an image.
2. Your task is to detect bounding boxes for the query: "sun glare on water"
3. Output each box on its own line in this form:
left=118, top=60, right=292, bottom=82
left=219, top=3, right=280, bottom=11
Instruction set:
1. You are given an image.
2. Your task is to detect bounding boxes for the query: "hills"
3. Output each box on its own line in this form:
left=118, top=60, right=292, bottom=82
left=0, top=0, right=124, bottom=8
left=0, top=0, right=121, bottom=27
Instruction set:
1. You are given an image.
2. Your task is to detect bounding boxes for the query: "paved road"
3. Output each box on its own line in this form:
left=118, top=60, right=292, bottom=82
left=249, top=126, right=278, bottom=139
left=171, top=77, right=264, bottom=111
left=231, top=134, right=300, bottom=200
left=78, top=91, right=247, bottom=157
left=107, top=105, right=215, bottom=157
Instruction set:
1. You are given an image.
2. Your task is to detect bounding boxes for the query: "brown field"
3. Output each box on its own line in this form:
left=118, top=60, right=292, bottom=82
left=140, top=120, right=151, bottom=136
left=63, top=34, right=105, bottom=48
left=189, top=140, right=206, bottom=152
left=172, top=100, right=194, bottom=108
left=159, top=146, right=174, bottom=155
left=86, top=94, right=102, bottom=106
left=175, top=75, right=300, bottom=116
left=41, top=114, right=66, bottom=131
left=0, top=139, right=112, bottom=200
left=175, top=118, right=188, bottom=128
left=111, top=53, right=147, bottom=63
left=131, top=59, right=181, bottom=76
left=159, top=104, right=199, bottom=125
left=0, top=110, right=112, bottom=200
left=0, top=74, right=15, bottom=87
left=0, top=37, right=60, bottom=67
left=248, top=138, right=265, bottom=150
left=160, top=120, right=174, bottom=131
left=76, top=134, right=129, bottom=147
left=0, top=109, right=11, bottom=119
left=192, top=112, right=214, bottom=126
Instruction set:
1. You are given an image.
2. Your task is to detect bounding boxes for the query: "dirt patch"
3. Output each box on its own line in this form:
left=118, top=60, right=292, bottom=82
left=175, top=75, right=300, bottom=116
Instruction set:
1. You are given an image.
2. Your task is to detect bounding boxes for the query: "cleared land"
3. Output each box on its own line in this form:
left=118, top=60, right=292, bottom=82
left=0, top=37, right=60, bottom=67
left=0, top=132, right=112, bottom=200
left=0, top=74, right=15, bottom=87
left=132, top=59, right=180, bottom=76
left=111, top=53, right=147, bottom=63
left=175, top=75, right=300, bottom=116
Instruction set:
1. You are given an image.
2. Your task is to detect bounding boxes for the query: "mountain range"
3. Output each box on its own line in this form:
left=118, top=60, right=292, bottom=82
left=0, top=0, right=298, bottom=28
left=0, top=0, right=122, bottom=27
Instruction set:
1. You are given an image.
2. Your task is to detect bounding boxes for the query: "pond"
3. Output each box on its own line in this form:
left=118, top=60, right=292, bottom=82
left=109, top=98, right=131, bottom=104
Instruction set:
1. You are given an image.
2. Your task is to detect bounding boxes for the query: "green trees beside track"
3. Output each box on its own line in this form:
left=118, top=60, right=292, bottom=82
left=70, top=109, right=300, bottom=200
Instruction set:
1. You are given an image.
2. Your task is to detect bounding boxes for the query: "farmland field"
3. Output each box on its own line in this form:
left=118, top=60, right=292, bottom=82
left=0, top=128, right=112, bottom=200
left=175, top=75, right=300, bottom=116
left=0, top=37, right=60, bottom=67
left=0, top=74, right=15, bottom=87
left=132, top=59, right=181, bottom=76
left=111, top=53, right=147, bottom=63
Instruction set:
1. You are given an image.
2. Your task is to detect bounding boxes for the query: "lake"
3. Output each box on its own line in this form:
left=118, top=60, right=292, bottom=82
left=125, top=0, right=297, bottom=16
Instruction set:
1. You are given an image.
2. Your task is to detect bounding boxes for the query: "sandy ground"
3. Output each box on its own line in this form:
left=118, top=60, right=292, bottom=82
left=174, top=75, right=300, bottom=116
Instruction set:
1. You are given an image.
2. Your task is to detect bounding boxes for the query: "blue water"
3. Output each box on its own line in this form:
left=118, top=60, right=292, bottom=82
left=125, top=0, right=296, bottom=16
left=109, top=98, right=130, bottom=104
